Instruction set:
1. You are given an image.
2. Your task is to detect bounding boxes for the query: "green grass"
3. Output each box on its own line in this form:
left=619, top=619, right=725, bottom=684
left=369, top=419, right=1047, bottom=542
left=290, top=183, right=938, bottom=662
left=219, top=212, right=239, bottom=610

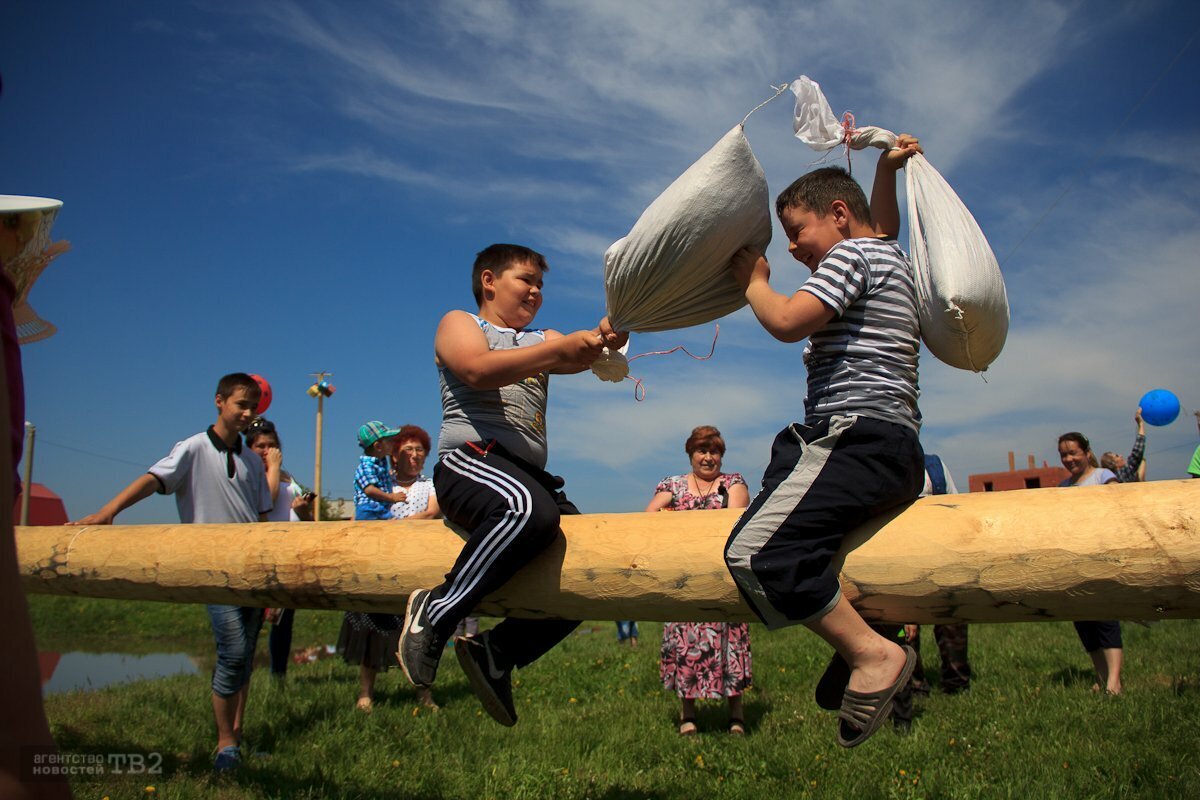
left=29, top=595, right=1200, bottom=799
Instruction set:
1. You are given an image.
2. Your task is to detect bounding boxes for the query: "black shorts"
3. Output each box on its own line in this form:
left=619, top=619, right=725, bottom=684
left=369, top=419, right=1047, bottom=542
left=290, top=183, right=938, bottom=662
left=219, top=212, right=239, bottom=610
left=1073, top=620, right=1122, bottom=652
left=724, top=414, right=923, bottom=628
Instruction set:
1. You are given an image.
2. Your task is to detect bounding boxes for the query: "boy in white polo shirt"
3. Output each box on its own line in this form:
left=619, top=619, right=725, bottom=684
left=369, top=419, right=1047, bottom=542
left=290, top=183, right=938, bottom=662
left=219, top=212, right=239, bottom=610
left=74, top=372, right=272, bottom=773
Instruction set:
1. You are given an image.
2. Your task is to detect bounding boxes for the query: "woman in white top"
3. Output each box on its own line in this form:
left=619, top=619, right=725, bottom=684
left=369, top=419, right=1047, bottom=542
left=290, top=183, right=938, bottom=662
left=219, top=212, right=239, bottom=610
left=1057, top=431, right=1122, bottom=694
left=245, top=418, right=314, bottom=678
left=337, top=424, right=441, bottom=711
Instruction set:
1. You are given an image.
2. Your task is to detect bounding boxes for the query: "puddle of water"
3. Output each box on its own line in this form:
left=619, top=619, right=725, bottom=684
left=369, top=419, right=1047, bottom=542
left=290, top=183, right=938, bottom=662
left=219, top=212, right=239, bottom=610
left=41, top=652, right=201, bottom=695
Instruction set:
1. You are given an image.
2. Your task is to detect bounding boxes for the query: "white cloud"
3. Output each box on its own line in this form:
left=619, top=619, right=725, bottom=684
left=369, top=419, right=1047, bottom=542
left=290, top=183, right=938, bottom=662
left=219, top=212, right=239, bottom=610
left=213, top=0, right=1200, bottom=506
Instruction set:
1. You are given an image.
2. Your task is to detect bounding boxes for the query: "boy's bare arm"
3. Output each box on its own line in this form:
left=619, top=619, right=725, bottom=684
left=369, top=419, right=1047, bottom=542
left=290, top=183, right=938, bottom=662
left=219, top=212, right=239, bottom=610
left=732, top=248, right=834, bottom=343
left=435, top=310, right=606, bottom=389
left=550, top=316, right=629, bottom=375
left=870, top=134, right=922, bottom=238
left=70, top=472, right=161, bottom=525
left=364, top=484, right=407, bottom=504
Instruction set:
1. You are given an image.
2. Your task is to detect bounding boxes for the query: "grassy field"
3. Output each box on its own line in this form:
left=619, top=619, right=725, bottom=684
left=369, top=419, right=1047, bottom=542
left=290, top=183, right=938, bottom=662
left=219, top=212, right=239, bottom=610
left=28, top=595, right=1200, bottom=799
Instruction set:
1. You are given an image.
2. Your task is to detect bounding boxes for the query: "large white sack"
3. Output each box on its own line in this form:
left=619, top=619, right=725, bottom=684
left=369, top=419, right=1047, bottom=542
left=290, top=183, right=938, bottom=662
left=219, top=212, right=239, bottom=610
left=790, top=76, right=1009, bottom=372
left=604, top=125, right=772, bottom=333
left=904, top=154, right=1009, bottom=372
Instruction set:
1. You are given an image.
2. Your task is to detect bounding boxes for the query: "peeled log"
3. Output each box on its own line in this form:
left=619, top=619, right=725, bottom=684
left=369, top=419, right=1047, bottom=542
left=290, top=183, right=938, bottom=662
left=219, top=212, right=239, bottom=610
left=16, top=480, right=1200, bottom=624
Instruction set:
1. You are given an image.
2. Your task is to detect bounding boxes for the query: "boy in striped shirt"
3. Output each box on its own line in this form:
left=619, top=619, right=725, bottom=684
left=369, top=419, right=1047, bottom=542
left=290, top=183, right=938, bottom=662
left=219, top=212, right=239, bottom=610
left=724, top=138, right=926, bottom=748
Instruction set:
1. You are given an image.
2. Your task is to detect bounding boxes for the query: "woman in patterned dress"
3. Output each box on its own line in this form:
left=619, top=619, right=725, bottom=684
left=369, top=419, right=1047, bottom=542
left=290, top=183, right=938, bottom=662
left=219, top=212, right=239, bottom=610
left=337, top=424, right=441, bottom=711
left=647, top=425, right=752, bottom=734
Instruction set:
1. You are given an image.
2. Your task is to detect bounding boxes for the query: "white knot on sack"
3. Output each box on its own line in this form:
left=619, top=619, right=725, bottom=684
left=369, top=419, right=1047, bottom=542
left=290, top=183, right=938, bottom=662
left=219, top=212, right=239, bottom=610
left=591, top=344, right=630, bottom=383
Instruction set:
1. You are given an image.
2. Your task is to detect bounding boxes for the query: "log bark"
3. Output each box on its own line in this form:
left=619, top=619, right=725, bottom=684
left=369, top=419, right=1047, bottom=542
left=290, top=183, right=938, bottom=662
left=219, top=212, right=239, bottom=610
left=16, top=480, right=1200, bottom=624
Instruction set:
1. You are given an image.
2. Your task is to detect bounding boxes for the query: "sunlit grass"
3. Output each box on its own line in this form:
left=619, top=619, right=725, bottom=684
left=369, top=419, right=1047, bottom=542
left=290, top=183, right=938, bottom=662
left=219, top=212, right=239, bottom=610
left=31, top=596, right=1200, bottom=799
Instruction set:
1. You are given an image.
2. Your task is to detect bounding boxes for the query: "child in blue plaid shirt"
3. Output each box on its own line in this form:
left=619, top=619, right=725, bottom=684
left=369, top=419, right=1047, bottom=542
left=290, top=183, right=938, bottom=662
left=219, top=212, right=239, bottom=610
left=354, top=421, right=406, bottom=520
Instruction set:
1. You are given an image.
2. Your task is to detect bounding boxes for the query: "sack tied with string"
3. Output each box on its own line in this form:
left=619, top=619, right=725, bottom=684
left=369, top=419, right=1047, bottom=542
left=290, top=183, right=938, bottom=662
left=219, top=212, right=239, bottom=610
left=791, top=76, right=1009, bottom=373
left=603, top=124, right=772, bottom=334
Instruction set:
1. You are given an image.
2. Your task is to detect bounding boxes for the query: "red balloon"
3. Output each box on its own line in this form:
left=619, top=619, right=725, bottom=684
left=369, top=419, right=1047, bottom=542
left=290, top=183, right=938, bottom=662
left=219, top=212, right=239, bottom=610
left=250, top=374, right=272, bottom=415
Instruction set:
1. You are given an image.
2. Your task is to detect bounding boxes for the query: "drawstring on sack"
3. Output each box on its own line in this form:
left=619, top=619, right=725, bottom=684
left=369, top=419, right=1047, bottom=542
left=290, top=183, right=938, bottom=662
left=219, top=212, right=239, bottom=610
left=621, top=324, right=721, bottom=401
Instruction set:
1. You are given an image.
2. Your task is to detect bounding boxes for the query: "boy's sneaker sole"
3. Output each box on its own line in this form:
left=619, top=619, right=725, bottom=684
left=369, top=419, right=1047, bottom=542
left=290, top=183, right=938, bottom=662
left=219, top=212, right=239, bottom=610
left=455, top=635, right=517, bottom=727
left=397, top=588, right=439, bottom=687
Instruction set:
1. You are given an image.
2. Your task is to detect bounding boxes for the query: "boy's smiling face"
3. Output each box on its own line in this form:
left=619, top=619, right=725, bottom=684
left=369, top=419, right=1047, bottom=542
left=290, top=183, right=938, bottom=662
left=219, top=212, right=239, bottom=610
left=215, top=386, right=258, bottom=434
left=481, top=259, right=544, bottom=329
left=779, top=201, right=850, bottom=273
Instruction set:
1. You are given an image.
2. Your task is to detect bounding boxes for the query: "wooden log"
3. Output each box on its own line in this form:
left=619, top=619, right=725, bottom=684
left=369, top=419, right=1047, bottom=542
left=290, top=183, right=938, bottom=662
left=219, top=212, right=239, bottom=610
left=16, top=480, right=1200, bottom=624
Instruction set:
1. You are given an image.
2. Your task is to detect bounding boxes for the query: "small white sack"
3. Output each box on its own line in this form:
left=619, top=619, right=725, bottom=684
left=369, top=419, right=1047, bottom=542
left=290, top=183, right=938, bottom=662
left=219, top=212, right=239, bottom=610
left=591, top=342, right=630, bottom=383
left=604, top=125, right=772, bottom=333
left=790, top=76, right=1009, bottom=372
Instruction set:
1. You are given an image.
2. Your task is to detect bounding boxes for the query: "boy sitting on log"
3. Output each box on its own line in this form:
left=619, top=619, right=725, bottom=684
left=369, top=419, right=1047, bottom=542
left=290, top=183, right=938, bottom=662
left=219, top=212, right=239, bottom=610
left=724, top=138, right=925, bottom=747
left=397, top=243, right=625, bottom=726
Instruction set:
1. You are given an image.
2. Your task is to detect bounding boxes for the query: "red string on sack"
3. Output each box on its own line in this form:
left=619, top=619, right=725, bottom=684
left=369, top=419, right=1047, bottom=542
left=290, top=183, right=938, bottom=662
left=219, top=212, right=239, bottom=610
left=840, top=111, right=857, bottom=174
left=622, top=324, right=720, bottom=401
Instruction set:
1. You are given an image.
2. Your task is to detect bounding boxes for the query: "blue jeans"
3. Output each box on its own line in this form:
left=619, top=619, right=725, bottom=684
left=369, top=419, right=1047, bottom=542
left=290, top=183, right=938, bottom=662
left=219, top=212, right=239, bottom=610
left=207, top=605, right=263, bottom=696
left=355, top=504, right=391, bottom=520
left=269, top=609, right=296, bottom=675
left=616, top=620, right=639, bottom=642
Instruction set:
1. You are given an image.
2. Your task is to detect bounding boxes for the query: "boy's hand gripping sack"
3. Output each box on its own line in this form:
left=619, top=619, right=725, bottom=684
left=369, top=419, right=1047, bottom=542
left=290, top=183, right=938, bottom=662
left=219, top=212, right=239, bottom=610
left=791, top=76, right=1009, bottom=372
left=603, top=125, right=772, bottom=334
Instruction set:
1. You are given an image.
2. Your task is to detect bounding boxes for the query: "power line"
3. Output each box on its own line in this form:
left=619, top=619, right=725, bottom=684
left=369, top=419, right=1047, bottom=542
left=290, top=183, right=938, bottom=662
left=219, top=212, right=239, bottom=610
left=36, top=438, right=151, bottom=469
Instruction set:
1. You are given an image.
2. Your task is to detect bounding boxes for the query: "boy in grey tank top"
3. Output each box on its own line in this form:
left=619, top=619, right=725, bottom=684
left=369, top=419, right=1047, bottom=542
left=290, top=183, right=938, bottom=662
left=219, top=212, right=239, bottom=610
left=398, top=243, right=626, bottom=727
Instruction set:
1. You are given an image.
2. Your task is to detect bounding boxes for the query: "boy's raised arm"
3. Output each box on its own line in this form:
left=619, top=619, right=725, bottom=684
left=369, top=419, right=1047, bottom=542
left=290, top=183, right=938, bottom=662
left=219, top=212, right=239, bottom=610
left=870, top=134, right=922, bottom=238
left=435, top=310, right=606, bottom=389
left=70, top=472, right=161, bottom=525
left=732, top=248, right=834, bottom=343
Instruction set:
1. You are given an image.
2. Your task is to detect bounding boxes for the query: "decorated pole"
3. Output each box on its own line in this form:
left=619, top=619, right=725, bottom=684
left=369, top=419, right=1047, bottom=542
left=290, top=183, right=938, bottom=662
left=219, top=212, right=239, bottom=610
left=306, top=372, right=335, bottom=522
left=19, top=422, right=34, bottom=526
left=15, top=480, right=1200, bottom=624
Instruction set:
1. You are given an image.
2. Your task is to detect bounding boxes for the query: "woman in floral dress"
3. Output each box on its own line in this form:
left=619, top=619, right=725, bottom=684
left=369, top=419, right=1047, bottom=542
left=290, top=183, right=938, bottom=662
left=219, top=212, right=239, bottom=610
left=647, top=425, right=752, bottom=734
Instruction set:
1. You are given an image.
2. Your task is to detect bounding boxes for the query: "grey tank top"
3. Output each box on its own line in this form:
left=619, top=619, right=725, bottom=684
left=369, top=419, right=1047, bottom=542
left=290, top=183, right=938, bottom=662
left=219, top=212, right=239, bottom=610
left=438, top=314, right=550, bottom=469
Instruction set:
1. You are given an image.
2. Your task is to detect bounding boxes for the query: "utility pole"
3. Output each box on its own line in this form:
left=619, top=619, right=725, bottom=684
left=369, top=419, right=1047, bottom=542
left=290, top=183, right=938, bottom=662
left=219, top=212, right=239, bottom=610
left=306, top=373, right=336, bottom=521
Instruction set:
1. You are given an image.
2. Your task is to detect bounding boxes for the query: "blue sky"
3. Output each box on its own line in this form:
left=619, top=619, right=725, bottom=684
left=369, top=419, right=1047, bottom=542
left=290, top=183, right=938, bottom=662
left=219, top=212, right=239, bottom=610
left=5, top=1, right=1199, bottom=524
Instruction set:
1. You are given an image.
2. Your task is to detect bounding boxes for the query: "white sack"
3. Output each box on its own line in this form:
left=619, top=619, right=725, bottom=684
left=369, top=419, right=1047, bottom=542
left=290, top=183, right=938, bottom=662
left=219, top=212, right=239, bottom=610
left=790, top=76, right=1009, bottom=372
left=604, top=125, right=772, bottom=333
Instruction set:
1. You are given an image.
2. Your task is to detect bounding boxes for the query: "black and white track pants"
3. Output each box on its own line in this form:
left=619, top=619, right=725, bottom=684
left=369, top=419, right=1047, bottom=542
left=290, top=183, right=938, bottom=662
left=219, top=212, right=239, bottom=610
left=724, top=415, right=923, bottom=629
left=429, top=442, right=579, bottom=669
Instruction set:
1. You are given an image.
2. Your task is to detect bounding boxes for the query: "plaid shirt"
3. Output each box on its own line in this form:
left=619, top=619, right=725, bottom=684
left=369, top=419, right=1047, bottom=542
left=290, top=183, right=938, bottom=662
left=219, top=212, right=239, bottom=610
left=1114, top=433, right=1146, bottom=483
left=353, top=454, right=392, bottom=513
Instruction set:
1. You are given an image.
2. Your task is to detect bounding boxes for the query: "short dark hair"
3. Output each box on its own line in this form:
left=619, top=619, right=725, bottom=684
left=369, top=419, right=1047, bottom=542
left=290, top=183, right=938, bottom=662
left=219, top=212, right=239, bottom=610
left=395, top=424, right=432, bottom=453
left=685, top=425, right=726, bottom=456
left=775, top=167, right=872, bottom=226
left=216, top=372, right=261, bottom=401
left=471, top=243, right=549, bottom=306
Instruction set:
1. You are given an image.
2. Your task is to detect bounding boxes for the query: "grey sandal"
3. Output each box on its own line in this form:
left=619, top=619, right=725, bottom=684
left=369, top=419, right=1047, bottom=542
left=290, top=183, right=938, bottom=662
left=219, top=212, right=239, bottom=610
left=836, top=646, right=916, bottom=748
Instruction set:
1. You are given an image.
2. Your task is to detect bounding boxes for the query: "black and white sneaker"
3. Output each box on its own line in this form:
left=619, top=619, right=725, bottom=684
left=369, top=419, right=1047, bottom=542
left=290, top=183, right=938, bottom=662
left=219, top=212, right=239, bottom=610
left=397, top=588, right=441, bottom=687
left=455, top=632, right=517, bottom=727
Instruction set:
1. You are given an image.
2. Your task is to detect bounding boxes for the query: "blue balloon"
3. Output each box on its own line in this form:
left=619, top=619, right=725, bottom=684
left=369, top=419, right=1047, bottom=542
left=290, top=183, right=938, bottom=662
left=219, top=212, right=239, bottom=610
left=1139, top=388, right=1180, bottom=426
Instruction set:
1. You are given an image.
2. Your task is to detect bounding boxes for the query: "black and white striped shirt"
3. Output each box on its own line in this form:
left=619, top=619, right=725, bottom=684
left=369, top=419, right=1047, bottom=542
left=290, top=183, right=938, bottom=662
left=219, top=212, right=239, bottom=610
left=798, top=237, right=921, bottom=432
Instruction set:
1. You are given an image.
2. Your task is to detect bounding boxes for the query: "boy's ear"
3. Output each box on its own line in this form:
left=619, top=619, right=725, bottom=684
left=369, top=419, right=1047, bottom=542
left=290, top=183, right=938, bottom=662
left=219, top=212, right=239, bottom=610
left=830, top=200, right=853, bottom=231
left=479, top=268, right=496, bottom=299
